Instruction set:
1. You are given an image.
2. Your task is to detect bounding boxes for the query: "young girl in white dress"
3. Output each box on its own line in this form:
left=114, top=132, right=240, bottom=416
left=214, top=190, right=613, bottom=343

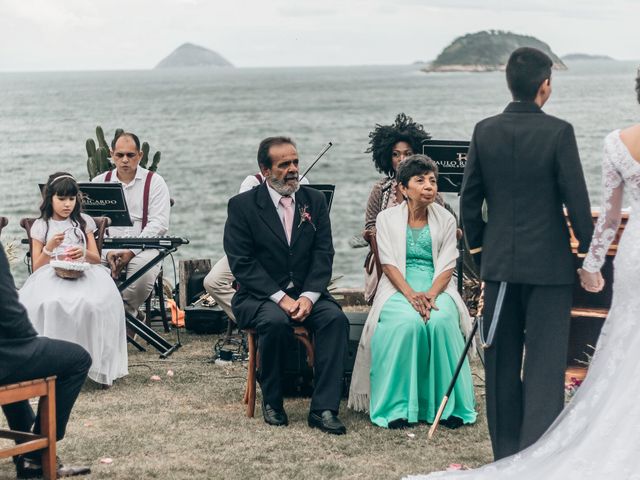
left=19, top=172, right=128, bottom=386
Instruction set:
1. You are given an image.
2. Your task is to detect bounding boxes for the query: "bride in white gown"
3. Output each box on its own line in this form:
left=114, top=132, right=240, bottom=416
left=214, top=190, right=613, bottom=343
left=409, top=74, right=640, bottom=479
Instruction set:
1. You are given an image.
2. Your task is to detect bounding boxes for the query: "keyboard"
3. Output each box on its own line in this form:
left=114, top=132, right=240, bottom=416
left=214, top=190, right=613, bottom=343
left=103, top=236, right=189, bottom=249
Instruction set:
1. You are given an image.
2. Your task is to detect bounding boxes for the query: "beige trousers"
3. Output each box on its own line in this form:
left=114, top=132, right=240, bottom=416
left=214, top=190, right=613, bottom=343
left=104, top=249, right=162, bottom=317
left=203, top=255, right=236, bottom=321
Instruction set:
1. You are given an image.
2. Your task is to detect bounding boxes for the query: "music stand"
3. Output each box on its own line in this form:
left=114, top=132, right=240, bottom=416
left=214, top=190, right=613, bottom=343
left=306, top=184, right=335, bottom=212
left=78, top=183, right=133, bottom=227
left=422, top=139, right=470, bottom=293
left=102, top=242, right=182, bottom=358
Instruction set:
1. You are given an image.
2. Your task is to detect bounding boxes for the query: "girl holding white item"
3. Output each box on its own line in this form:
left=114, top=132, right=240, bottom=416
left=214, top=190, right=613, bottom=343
left=19, top=172, right=128, bottom=387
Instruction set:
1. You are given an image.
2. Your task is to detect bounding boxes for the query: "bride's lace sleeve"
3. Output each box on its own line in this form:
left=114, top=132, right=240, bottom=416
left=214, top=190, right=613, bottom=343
left=582, top=141, right=624, bottom=272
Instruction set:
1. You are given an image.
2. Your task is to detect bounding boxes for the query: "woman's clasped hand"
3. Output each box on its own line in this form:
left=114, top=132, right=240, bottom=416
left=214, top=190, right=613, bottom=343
left=404, top=289, right=438, bottom=320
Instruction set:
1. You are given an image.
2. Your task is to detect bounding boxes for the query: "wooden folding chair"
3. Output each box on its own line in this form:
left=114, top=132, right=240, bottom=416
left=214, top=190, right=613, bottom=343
left=0, top=377, right=57, bottom=480
left=243, top=326, right=315, bottom=418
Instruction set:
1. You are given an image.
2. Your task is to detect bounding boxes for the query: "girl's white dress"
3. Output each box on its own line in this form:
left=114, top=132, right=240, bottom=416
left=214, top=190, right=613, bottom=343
left=19, top=214, right=128, bottom=385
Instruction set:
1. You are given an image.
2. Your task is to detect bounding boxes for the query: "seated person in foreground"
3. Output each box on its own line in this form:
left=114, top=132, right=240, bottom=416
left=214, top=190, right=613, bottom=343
left=92, top=132, right=171, bottom=320
left=19, top=172, right=128, bottom=386
left=224, top=136, right=349, bottom=434
left=1, top=242, right=92, bottom=478
left=349, top=155, right=477, bottom=428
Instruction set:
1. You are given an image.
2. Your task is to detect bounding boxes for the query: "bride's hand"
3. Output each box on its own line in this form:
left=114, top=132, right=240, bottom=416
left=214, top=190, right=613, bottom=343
left=578, top=268, right=605, bottom=293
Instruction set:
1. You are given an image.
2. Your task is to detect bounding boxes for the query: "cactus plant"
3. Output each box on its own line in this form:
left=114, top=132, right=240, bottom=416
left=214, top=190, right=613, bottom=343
left=85, top=126, right=161, bottom=180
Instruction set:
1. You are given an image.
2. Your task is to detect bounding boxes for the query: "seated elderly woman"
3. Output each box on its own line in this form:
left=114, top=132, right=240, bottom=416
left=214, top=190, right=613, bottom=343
left=363, top=113, right=458, bottom=303
left=349, top=155, right=477, bottom=429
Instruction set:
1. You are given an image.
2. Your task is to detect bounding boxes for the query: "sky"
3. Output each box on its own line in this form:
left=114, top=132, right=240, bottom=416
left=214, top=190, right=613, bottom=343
left=0, top=0, right=638, bottom=71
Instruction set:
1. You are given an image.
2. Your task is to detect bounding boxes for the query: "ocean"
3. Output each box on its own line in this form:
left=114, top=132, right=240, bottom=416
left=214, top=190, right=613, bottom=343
left=0, top=60, right=638, bottom=288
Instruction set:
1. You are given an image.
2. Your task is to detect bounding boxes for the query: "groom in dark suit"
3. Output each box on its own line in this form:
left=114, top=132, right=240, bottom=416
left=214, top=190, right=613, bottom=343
left=224, top=136, right=348, bottom=434
left=461, top=48, right=594, bottom=460
left=0, top=243, right=92, bottom=478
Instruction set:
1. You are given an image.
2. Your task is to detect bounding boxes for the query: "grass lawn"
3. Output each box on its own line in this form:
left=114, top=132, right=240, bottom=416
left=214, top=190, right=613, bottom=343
left=1, top=329, right=492, bottom=479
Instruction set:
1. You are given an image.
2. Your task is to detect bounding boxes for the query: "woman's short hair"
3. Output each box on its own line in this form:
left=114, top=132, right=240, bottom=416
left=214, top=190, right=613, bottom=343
left=366, top=113, right=431, bottom=177
left=396, top=154, right=439, bottom=187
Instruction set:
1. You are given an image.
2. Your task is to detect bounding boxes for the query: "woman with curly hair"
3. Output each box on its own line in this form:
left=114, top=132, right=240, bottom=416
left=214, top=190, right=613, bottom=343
left=364, top=113, right=433, bottom=234
left=363, top=114, right=454, bottom=303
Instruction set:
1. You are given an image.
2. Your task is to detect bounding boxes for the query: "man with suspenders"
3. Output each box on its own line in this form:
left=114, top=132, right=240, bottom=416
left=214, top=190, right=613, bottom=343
left=93, top=132, right=171, bottom=320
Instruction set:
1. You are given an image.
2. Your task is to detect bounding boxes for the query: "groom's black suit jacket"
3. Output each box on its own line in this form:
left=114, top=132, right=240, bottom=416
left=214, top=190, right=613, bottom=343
left=224, top=183, right=336, bottom=327
left=461, top=101, right=594, bottom=285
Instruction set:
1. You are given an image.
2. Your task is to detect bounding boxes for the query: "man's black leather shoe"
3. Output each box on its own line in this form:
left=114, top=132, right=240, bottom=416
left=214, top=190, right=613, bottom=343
left=262, top=401, right=288, bottom=426
left=308, top=410, right=347, bottom=435
left=15, top=456, right=44, bottom=480
left=16, top=455, right=91, bottom=479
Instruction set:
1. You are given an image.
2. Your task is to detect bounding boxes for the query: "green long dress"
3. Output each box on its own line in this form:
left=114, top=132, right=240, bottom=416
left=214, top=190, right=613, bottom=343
left=369, top=225, right=477, bottom=427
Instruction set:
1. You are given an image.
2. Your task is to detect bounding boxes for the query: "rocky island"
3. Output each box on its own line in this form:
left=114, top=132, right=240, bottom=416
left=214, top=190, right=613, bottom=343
left=155, top=43, right=233, bottom=69
left=423, top=30, right=566, bottom=73
left=562, top=53, right=614, bottom=61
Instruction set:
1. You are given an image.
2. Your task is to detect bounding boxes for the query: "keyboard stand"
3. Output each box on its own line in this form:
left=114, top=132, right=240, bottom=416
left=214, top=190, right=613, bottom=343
left=111, top=245, right=182, bottom=358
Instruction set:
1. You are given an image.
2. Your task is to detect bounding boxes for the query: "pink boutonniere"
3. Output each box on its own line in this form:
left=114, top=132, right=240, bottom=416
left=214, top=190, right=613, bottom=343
left=298, top=204, right=316, bottom=230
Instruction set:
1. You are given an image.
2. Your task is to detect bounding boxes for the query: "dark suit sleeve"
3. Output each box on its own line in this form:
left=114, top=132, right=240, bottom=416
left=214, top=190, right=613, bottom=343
left=461, top=126, right=486, bottom=265
left=223, top=197, right=282, bottom=300
left=555, top=123, right=594, bottom=254
left=0, top=243, right=38, bottom=339
left=302, top=194, right=334, bottom=293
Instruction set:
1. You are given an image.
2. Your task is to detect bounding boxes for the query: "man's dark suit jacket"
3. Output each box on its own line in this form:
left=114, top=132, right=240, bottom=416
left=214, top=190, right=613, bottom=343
left=461, top=101, right=594, bottom=285
left=0, top=242, right=39, bottom=382
left=224, top=183, right=336, bottom=327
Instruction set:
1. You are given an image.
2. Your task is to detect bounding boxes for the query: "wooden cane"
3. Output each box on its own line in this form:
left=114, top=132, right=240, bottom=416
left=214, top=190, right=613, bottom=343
left=428, top=286, right=484, bottom=440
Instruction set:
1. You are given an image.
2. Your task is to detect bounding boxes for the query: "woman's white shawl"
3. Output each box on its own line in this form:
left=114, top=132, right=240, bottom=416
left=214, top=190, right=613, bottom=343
left=347, top=201, right=472, bottom=413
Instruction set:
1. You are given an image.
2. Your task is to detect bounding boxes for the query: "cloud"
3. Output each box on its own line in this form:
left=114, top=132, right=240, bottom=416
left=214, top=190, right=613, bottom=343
left=387, top=0, right=628, bottom=19
left=276, top=6, right=339, bottom=17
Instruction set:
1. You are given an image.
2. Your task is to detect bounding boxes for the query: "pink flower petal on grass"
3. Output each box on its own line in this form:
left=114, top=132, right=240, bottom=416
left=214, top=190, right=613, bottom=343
left=150, top=375, right=161, bottom=381
left=100, top=458, right=113, bottom=465
left=446, top=464, right=463, bottom=471
left=166, top=370, right=174, bottom=377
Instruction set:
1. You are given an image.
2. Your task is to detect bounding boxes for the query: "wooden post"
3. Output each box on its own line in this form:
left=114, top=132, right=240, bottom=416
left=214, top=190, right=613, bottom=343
left=178, top=259, right=212, bottom=308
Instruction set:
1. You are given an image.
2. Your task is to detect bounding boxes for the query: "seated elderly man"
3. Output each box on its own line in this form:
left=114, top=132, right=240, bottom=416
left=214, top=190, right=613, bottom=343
left=93, top=131, right=171, bottom=320
left=224, top=136, right=349, bottom=434
left=204, top=169, right=309, bottom=324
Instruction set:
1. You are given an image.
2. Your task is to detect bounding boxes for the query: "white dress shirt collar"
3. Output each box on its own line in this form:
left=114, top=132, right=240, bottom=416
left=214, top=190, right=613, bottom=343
left=265, top=181, right=296, bottom=210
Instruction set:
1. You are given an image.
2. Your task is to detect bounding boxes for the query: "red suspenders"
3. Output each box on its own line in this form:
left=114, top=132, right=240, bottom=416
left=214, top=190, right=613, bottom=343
left=104, top=169, right=155, bottom=229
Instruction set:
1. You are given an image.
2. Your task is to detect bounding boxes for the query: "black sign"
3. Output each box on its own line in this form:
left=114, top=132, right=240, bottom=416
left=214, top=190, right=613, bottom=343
left=422, top=139, right=469, bottom=193
left=78, top=183, right=133, bottom=227
left=307, top=184, right=335, bottom=212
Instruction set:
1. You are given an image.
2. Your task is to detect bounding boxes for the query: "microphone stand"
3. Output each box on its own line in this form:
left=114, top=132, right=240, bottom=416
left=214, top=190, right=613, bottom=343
left=300, top=142, right=333, bottom=181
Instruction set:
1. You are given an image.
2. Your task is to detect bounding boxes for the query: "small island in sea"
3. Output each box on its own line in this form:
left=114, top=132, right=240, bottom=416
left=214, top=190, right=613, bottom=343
left=423, top=30, right=566, bottom=73
left=562, top=53, right=615, bottom=62
left=155, top=42, right=233, bottom=69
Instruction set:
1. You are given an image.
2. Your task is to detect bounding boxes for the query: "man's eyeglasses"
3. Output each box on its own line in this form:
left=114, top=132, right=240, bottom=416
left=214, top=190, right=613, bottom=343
left=113, top=152, right=138, bottom=159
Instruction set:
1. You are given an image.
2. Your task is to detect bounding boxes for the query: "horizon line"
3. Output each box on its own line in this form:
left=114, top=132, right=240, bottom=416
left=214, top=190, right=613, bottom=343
left=1, top=57, right=638, bottom=74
